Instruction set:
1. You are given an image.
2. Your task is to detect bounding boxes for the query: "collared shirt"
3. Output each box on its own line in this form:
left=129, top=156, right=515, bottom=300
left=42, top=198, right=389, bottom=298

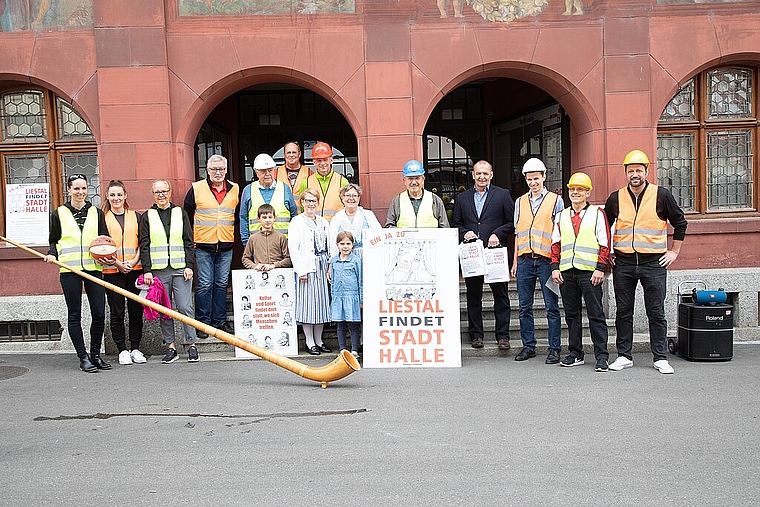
left=513, top=188, right=565, bottom=228
left=473, top=185, right=489, bottom=217
left=209, top=183, right=228, bottom=204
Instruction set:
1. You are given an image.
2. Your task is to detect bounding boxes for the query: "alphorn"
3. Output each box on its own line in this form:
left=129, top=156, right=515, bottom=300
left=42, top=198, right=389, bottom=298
left=0, top=235, right=360, bottom=388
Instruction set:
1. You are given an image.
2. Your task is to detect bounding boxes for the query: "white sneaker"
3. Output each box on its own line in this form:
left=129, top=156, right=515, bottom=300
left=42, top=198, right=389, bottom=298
left=653, top=359, right=674, bottom=374
left=118, top=350, right=133, bottom=365
left=130, top=349, right=147, bottom=364
left=609, top=356, right=633, bottom=371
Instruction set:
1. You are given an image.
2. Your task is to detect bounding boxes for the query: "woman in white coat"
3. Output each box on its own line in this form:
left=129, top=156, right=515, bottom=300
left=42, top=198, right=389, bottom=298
left=288, top=188, right=332, bottom=355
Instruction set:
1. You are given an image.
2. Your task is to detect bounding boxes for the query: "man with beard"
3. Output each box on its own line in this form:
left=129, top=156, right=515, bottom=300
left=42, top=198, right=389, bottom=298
left=385, top=159, right=449, bottom=228
left=604, top=149, right=687, bottom=375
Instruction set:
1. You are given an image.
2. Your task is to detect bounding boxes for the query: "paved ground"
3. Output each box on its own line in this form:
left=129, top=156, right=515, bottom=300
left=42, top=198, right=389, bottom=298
left=1, top=345, right=759, bottom=506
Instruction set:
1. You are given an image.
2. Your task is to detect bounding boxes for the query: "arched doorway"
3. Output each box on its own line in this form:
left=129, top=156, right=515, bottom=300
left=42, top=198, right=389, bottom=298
left=192, top=84, right=358, bottom=186
left=423, top=78, right=570, bottom=206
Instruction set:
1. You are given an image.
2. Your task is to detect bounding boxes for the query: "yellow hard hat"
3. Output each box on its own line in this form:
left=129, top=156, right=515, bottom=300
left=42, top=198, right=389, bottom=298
left=622, top=149, right=650, bottom=168
left=567, top=172, right=593, bottom=191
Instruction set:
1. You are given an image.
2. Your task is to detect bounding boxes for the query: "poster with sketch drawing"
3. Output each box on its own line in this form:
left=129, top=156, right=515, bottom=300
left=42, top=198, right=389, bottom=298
left=231, top=268, right=297, bottom=358
left=458, top=240, right=486, bottom=278
left=362, top=227, right=461, bottom=368
left=484, top=246, right=510, bottom=283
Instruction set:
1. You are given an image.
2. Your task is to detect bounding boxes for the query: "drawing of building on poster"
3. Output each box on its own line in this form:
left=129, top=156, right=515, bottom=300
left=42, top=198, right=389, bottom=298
left=363, top=227, right=461, bottom=368
left=231, top=268, right=298, bottom=358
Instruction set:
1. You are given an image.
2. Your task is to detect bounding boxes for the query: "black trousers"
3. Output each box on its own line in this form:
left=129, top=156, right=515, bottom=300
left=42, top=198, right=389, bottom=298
left=60, top=271, right=106, bottom=359
left=104, top=270, right=144, bottom=351
left=465, top=276, right=511, bottom=341
left=559, top=268, right=608, bottom=361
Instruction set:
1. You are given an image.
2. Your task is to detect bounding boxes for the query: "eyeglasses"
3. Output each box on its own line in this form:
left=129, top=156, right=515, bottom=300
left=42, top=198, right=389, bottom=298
left=153, top=190, right=170, bottom=196
left=343, top=194, right=359, bottom=199
left=302, top=199, right=318, bottom=204
left=207, top=167, right=226, bottom=173
left=67, top=173, right=86, bottom=184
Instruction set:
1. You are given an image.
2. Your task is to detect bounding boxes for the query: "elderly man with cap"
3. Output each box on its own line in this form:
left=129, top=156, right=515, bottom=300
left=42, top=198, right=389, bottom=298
left=297, top=141, right=348, bottom=221
left=277, top=141, right=312, bottom=211
left=385, top=159, right=449, bottom=228
left=550, top=172, right=611, bottom=372
left=184, top=154, right=240, bottom=337
left=511, top=158, right=564, bottom=363
left=604, top=149, right=687, bottom=375
left=240, top=153, right=298, bottom=245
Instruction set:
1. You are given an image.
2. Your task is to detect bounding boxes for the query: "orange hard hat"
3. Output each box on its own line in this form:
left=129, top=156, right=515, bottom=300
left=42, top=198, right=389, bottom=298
left=312, top=142, right=333, bottom=159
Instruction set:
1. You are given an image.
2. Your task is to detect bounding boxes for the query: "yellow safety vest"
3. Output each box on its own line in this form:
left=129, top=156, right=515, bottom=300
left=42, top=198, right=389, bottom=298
left=56, top=205, right=101, bottom=273
left=248, top=182, right=291, bottom=236
left=515, top=192, right=557, bottom=258
left=147, top=207, right=186, bottom=270
left=612, top=184, right=668, bottom=254
left=103, top=210, right=142, bottom=274
left=277, top=164, right=310, bottom=210
left=305, top=171, right=346, bottom=222
left=559, top=205, right=601, bottom=272
left=397, top=191, right=438, bottom=228
left=191, top=180, right=239, bottom=244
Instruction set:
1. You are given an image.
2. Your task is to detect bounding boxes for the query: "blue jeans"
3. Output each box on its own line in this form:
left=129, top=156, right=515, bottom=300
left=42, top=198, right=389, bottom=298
left=516, top=255, right=561, bottom=351
left=194, top=248, right=233, bottom=327
left=613, top=260, right=668, bottom=362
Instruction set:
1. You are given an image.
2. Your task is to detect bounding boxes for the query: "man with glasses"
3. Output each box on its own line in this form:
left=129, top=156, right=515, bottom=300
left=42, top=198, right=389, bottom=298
left=298, top=141, right=348, bottom=222
left=240, top=153, right=298, bottom=244
left=277, top=141, right=312, bottom=211
left=183, top=154, right=240, bottom=337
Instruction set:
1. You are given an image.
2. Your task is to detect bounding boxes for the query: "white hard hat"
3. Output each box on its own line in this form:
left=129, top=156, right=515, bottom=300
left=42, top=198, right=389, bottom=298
left=253, top=153, right=276, bottom=170
left=522, top=158, right=547, bottom=174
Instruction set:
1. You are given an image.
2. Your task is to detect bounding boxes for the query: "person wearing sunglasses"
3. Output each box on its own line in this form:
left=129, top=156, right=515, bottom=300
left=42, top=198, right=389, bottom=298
left=43, top=173, right=111, bottom=373
left=183, top=154, right=240, bottom=337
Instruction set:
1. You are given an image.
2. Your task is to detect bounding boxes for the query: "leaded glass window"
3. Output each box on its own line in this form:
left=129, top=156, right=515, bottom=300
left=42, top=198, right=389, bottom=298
left=708, top=68, right=752, bottom=120
left=56, top=98, right=93, bottom=140
left=707, top=131, right=753, bottom=210
left=1, top=91, right=47, bottom=142
left=660, top=80, right=695, bottom=122
left=61, top=153, right=100, bottom=208
left=5, top=154, right=49, bottom=185
left=657, top=133, right=695, bottom=211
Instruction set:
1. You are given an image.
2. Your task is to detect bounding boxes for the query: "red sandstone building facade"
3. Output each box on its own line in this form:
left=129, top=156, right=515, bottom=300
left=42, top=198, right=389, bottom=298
left=1, top=0, right=759, bottom=348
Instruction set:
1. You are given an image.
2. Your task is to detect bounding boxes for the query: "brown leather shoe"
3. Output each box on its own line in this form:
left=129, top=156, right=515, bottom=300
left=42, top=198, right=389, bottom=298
left=471, top=338, right=484, bottom=349
left=498, top=338, right=511, bottom=350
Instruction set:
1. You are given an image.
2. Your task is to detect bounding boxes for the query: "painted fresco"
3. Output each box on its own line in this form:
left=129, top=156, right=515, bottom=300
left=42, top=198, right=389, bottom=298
left=0, top=0, right=92, bottom=31
left=178, top=0, right=355, bottom=15
left=656, top=0, right=750, bottom=3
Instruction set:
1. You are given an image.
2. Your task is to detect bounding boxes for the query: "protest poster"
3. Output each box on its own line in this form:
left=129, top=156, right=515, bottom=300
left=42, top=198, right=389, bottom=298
left=5, top=183, right=49, bottom=246
left=458, top=239, right=485, bottom=278
left=231, top=268, right=297, bottom=358
left=362, top=227, right=461, bottom=368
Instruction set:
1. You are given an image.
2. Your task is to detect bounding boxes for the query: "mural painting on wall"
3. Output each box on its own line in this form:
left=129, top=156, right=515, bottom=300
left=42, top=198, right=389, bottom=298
left=438, top=0, right=583, bottom=21
left=178, top=0, right=355, bottom=15
left=0, top=0, right=92, bottom=31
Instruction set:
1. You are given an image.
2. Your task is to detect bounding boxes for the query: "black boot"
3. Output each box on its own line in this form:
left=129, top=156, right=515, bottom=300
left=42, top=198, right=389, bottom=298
left=91, top=355, right=112, bottom=370
left=79, top=356, right=98, bottom=373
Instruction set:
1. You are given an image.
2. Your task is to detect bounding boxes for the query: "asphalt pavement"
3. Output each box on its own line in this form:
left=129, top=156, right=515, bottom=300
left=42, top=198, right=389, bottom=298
left=1, top=345, right=759, bottom=506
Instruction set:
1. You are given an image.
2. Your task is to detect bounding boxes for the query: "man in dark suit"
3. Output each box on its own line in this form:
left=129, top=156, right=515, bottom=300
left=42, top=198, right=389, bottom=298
left=453, top=160, right=515, bottom=350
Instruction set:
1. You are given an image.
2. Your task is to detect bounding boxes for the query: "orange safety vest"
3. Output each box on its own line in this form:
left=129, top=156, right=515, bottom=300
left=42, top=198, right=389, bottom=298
left=277, top=164, right=310, bottom=210
left=191, top=180, right=239, bottom=244
left=103, top=210, right=142, bottom=274
left=612, top=184, right=668, bottom=254
left=306, top=171, right=346, bottom=222
left=515, top=191, right=557, bottom=258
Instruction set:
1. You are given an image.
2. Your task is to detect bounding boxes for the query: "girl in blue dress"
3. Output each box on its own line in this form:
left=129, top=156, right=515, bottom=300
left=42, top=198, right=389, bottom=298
left=329, top=231, right=362, bottom=358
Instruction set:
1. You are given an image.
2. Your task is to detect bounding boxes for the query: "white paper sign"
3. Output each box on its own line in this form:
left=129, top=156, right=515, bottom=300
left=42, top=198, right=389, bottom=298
left=362, top=228, right=461, bottom=368
left=231, top=268, right=298, bottom=358
left=458, top=240, right=485, bottom=278
left=5, top=183, right=49, bottom=246
left=484, top=247, right=510, bottom=283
